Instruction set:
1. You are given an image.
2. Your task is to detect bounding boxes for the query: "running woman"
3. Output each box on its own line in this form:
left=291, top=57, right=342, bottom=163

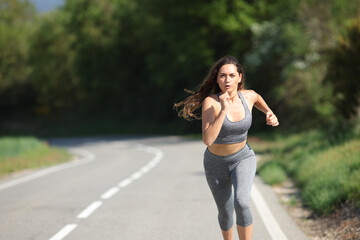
left=174, top=56, right=279, bottom=240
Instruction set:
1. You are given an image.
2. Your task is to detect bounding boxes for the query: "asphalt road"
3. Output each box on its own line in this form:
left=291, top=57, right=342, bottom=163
left=0, top=136, right=309, bottom=240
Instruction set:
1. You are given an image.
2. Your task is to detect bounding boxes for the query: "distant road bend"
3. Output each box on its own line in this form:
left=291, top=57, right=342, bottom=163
left=0, top=136, right=309, bottom=240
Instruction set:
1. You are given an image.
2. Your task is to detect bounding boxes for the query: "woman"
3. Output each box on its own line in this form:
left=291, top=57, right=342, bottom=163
left=174, top=56, right=279, bottom=240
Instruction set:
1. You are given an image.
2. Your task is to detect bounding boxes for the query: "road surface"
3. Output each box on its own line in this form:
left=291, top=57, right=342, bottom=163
left=0, top=136, right=308, bottom=240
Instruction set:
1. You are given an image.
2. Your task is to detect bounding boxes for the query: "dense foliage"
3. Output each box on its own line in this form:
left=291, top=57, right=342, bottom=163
left=255, top=129, right=360, bottom=215
left=0, top=0, right=359, bottom=135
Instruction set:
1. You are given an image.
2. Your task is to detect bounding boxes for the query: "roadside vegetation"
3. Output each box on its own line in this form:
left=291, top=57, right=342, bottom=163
left=1, top=0, right=360, bottom=136
left=254, top=127, right=360, bottom=215
left=0, top=137, right=71, bottom=178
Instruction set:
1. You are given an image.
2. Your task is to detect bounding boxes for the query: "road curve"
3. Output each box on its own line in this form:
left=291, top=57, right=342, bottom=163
left=0, top=136, right=308, bottom=240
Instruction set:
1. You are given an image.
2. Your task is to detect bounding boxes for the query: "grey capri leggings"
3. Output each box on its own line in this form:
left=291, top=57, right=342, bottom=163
left=203, top=143, right=257, bottom=230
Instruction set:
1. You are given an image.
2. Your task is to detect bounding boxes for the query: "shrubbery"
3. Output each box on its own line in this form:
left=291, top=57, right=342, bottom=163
left=258, top=161, right=287, bottom=185
left=256, top=129, right=360, bottom=215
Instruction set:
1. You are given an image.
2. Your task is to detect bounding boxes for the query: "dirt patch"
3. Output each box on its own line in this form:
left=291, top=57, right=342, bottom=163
left=272, top=179, right=360, bottom=240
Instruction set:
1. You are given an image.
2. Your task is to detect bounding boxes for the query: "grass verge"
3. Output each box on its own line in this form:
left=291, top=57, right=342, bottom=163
left=0, top=136, right=71, bottom=178
left=252, top=129, right=360, bottom=215
left=258, top=161, right=287, bottom=185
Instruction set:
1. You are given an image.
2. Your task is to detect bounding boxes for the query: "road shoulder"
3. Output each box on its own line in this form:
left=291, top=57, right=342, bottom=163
left=253, top=175, right=309, bottom=240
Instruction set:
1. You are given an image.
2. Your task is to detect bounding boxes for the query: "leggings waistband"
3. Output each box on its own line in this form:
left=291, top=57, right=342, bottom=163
left=205, top=143, right=253, bottom=161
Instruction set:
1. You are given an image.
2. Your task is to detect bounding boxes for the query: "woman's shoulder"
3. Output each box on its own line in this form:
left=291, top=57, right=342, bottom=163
left=203, top=94, right=220, bottom=107
left=240, top=89, right=256, bottom=95
left=240, top=89, right=258, bottom=102
left=204, top=93, right=219, bottom=102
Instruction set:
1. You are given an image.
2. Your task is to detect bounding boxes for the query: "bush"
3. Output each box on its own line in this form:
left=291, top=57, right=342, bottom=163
left=346, top=168, right=360, bottom=202
left=302, top=176, right=344, bottom=214
left=255, top=130, right=360, bottom=215
left=258, top=161, right=287, bottom=185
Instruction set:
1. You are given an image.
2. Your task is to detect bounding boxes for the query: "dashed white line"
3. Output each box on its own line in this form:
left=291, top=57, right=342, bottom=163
left=130, top=171, right=143, bottom=180
left=101, top=187, right=120, bottom=200
left=48, top=142, right=164, bottom=240
left=49, top=224, right=77, bottom=240
left=251, top=183, right=288, bottom=240
left=77, top=201, right=103, bottom=219
left=118, top=178, right=133, bottom=188
left=140, top=166, right=151, bottom=173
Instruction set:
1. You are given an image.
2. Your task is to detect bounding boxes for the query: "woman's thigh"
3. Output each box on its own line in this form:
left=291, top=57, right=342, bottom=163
left=230, top=153, right=257, bottom=202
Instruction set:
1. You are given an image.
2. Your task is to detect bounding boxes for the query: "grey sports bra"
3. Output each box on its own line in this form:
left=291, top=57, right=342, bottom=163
left=213, top=91, right=252, bottom=144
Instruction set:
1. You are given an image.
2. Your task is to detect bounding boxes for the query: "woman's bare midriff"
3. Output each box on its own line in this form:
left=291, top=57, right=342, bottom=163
left=208, top=140, right=247, bottom=156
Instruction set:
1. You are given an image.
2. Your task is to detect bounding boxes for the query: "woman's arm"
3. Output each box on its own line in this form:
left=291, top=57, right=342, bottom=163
left=251, top=91, right=279, bottom=127
left=201, top=95, right=228, bottom=146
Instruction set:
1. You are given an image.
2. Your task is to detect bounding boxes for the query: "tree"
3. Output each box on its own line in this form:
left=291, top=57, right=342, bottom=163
left=29, top=12, right=80, bottom=114
left=0, top=0, right=36, bottom=116
left=62, top=0, right=120, bottom=110
left=326, top=17, right=360, bottom=120
left=243, top=0, right=360, bottom=129
left=124, top=0, right=256, bottom=122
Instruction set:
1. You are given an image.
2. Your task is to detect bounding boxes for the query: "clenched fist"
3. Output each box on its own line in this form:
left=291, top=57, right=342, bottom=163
left=266, top=112, right=279, bottom=126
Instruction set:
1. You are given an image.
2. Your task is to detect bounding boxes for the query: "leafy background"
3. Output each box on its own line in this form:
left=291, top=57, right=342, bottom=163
left=1, top=0, right=359, bottom=136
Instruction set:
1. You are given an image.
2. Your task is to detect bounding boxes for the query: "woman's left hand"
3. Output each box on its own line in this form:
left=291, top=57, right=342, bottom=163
left=266, top=112, right=279, bottom=126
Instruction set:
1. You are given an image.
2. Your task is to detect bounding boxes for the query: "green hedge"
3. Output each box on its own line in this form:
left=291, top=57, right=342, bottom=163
left=255, top=129, right=360, bottom=215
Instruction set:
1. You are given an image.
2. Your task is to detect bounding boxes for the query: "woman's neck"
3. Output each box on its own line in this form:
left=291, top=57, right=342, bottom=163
left=227, top=90, right=239, bottom=101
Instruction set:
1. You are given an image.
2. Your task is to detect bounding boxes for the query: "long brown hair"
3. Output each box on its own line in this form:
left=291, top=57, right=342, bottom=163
left=174, top=56, right=245, bottom=121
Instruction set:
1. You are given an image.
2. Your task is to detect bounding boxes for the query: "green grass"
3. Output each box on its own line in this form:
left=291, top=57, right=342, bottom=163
left=298, top=139, right=360, bottom=214
left=253, top=129, right=360, bottom=215
left=258, top=161, right=287, bottom=185
left=0, top=137, right=71, bottom=178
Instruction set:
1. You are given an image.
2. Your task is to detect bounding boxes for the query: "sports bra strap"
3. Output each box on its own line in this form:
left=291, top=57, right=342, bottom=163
left=238, top=92, right=250, bottom=114
left=216, top=92, right=249, bottom=113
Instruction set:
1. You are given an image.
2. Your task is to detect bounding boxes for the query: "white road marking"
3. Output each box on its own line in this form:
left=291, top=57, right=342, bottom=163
left=101, top=187, right=120, bottom=200
left=49, top=224, right=77, bottom=240
left=48, top=142, right=164, bottom=240
left=130, top=171, right=143, bottom=180
left=0, top=148, right=95, bottom=191
left=251, top=183, right=288, bottom=240
left=140, top=166, right=151, bottom=173
left=116, top=145, right=163, bottom=189
left=77, top=201, right=103, bottom=219
left=118, top=178, right=132, bottom=187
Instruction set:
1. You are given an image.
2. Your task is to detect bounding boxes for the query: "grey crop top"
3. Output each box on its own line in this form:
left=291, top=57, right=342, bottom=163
left=213, top=91, right=252, bottom=144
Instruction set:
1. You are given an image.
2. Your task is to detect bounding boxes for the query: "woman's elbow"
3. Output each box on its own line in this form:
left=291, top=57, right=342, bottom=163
left=203, top=140, right=211, bottom=147
left=202, top=129, right=215, bottom=146
left=202, top=136, right=213, bottom=147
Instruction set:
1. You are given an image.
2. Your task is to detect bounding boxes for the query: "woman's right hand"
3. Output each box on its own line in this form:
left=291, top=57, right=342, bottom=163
left=219, top=92, right=230, bottom=113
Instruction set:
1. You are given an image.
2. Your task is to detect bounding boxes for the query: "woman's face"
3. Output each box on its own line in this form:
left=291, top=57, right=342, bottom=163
left=217, top=64, right=241, bottom=93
